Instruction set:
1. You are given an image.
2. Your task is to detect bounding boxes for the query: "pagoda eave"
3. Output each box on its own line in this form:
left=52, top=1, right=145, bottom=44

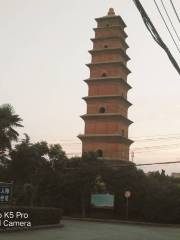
left=86, top=61, right=131, bottom=74
left=83, top=95, right=132, bottom=107
left=93, top=26, right=127, bottom=38
left=78, top=134, right=133, bottom=145
left=89, top=48, right=130, bottom=61
left=84, top=77, right=132, bottom=90
left=80, top=113, right=133, bottom=125
left=91, top=36, right=129, bottom=49
left=95, top=15, right=127, bottom=28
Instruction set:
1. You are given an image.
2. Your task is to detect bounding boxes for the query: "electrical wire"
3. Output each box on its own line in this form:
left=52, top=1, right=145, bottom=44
left=48, top=133, right=180, bottom=143
left=136, top=160, right=180, bottom=166
left=133, top=136, right=180, bottom=142
left=133, top=142, right=180, bottom=150
left=132, top=133, right=180, bottom=139
left=134, top=147, right=180, bottom=154
left=132, top=0, right=180, bottom=75
left=50, top=134, right=180, bottom=156
left=160, top=0, right=180, bottom=42
left=65, top=142, right=180, bottom=156
left=64, top=160, right=180, bottom=169
left=154, top=0, right=180, bottom=53
left=170, top=0, right=180, bottom=24
left=54, top=135, right=180, bottom=144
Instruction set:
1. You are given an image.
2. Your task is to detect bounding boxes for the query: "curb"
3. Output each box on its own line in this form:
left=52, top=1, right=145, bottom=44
left=63, top=216, right=180, bottom=228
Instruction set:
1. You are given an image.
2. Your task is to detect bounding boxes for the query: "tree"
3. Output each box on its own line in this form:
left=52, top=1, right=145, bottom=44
left=48, top=144, right=67, bottom=170
left=0, top=104, right=23, bottom=153
left=10, top=139, right=46, bottom=183
left=101, top=164, right=148, bottom=219
left=142, top=171, right=180, bottom=223
left=64, top=152, right=104, bottom=217
left=8, top=137, right=69, bottom=207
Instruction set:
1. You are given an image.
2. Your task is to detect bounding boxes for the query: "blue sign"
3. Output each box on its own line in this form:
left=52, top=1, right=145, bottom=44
left=91, top=194, right=114, bottom=208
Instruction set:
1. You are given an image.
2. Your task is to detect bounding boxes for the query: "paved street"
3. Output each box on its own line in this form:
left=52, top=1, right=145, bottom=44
left=1, top=220, right=180, bottom=240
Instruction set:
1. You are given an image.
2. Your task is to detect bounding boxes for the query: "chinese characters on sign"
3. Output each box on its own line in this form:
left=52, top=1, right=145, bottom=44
left=0, top=183, right=12, bottom=204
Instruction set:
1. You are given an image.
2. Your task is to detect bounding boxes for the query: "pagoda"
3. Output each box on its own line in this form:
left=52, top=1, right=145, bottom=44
left=78, top=8, right=133, bottom=164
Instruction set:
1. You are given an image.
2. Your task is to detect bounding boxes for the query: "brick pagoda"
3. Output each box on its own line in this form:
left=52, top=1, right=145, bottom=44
left=78, top=8, right=133, bottom=164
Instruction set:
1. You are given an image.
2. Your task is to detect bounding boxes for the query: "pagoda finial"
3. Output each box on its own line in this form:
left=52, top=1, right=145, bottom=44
left=107, top=8, right=115, bottom=16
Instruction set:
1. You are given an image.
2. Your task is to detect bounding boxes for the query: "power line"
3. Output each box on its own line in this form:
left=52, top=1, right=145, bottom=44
left=160, top=0, right=180, bottom=42
left=61, top=142, right=81, bottom=145
left=134, top=147, right=180, bottom=154
left=132, top=142, right=180, bottom=154
left=136, top=160, right=180, bottom=166
left=107, top=160, right=180, bottom=167
left=133, top=136, right=180, bottom=142
left=133, top=142, right=180, bottom=151
left=65, top=141, right=180, bottom=156
left=132, top=0, right=180, bottom=75
left=64, top=160, right=180, bottom=168
left=66, top=152, right=81, bottom=156
left=50, top=133, right=180, bottom=143
left=170, top=0, right=180, bottom=24
left=154, top=0, right=180, bottom=53
left=60, top=136, right=180, bottom=143
left=50, top=134, right=180, bottom=152
left=60, top=138, right=180, bottom=146
left=132, top=133, right=180, bottom=139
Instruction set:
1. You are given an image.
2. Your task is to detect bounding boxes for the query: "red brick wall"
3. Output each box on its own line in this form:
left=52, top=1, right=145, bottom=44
left=95, top=28, right=126, bottom=39
left=82, top=141, right=129, bottom=160
left=90, top=64, right=128, bottom=80
left=93, top=38, right=127, bottom=51
left=88, top=82, right=127, bottom=97
left=87, top=100, right=127, bottom=117
left=85, top=119, right=128, bottom=136
left=91, top=51, right=127, bottom=65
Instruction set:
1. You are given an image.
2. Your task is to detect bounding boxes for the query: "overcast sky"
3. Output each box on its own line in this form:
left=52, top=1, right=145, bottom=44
left=0, top=0, right=180, bottom=174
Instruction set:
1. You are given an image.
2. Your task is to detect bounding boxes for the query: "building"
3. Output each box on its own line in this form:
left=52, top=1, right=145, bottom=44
left=171, top=173, right=180, bottom=178
left=78, top=8, right=133, bottom=164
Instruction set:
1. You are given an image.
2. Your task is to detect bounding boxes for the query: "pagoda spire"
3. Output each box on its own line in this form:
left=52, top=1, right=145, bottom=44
left=107, top=8, right=115, bottom=16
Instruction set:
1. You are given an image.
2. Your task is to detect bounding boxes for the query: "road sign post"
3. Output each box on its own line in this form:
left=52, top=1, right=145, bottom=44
left=124, top=190, right=131, bottom=220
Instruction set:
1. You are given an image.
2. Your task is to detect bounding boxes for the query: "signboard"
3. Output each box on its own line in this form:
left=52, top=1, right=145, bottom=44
left=0, top=182, right=12, bottom=204
left=124, top=190, right=131, bottom=199
left=91, top=194, right=114, bottom=209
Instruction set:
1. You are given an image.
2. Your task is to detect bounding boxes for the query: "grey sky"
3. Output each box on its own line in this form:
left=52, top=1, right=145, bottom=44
left=0, top=0, right=180, bottom=174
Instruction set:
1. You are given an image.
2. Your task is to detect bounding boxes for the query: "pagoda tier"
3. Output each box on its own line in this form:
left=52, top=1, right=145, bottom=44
left=84, top=77, right=132, bottom=90
left=91, top=36, right=129, bottom=51
left=78, top=8, right=133, bottom=162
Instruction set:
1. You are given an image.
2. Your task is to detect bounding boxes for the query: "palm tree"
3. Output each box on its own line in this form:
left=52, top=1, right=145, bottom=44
left=0, top=104, right=23, bottom=152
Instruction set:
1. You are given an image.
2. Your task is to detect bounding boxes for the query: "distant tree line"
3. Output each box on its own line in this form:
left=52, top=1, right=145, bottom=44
left=1, top=104, right=180, bottom=224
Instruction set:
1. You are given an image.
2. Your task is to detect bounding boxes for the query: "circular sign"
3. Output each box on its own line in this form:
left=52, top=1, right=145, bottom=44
left=124, top=190, right=131, bottom=198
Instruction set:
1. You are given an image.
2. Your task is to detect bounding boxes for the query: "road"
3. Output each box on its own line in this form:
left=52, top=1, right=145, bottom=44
left=0, top=219, right=180, bottom=240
